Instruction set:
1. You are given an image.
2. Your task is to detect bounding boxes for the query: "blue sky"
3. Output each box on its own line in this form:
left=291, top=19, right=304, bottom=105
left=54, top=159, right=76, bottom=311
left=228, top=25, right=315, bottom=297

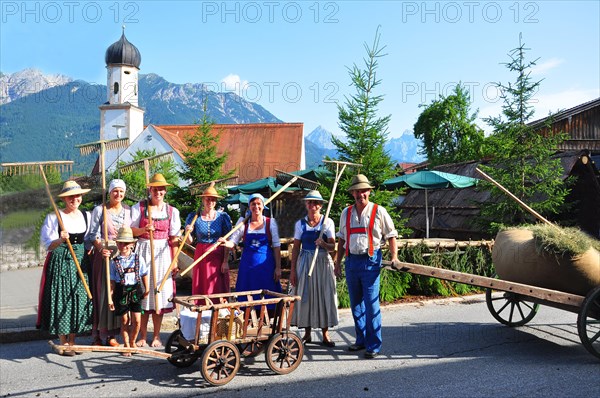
left=2, top=0, right=599, bottom=138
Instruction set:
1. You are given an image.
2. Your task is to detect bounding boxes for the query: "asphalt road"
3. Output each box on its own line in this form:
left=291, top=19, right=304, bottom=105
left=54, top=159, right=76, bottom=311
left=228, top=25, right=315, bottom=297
left=1, top=295, right=598, bottom=398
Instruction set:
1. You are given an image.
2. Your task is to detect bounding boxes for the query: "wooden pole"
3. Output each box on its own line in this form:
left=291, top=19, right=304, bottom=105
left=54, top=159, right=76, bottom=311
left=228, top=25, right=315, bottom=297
left=307, top=162, right=347, bottom=277
left=39, top=165, right=92, bottom=299
left=144, top=161, right=160, bottom=314
left=100, top=142, right=113, bottom=308
left=178, top=175, right=301, bottom=278
left=157, top=209, right=199, bottom=293
left=475, top=167, right=556, bottom=227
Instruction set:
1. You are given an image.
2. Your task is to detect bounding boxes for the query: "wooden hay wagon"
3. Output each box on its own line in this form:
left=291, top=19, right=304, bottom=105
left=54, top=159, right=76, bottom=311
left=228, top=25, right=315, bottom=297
left=385, top=254, right=600, bottom=360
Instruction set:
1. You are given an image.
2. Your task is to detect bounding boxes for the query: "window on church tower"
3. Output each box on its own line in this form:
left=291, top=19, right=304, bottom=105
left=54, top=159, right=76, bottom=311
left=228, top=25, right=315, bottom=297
left=114, top=82, right=119, bottom=94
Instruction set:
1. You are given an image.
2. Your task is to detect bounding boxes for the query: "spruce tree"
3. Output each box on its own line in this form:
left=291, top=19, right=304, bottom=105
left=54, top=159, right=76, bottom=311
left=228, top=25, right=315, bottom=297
left=480, top=34, right=569, bottom=233
left=329, top=27, right=409, bottom=235
left=171, top=104, right=234, bottom=215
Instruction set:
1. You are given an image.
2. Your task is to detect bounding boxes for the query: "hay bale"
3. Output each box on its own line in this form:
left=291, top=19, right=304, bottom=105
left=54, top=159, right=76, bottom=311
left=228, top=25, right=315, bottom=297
left=492, top=227, right=600, bottom=296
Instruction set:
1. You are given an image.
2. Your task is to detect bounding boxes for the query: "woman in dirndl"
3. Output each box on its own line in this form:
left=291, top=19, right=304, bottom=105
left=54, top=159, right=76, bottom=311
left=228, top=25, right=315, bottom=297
left=130, top=173, right=181, bottom=348
left=86, top=178, right=131, bottom=347
left=222, top=193, right=282, bottom=306
left=184, top=182, right=232, bottom=296
left=290, top=190, right=338, bottom=346
left=38, top=180, right=93, bottom=356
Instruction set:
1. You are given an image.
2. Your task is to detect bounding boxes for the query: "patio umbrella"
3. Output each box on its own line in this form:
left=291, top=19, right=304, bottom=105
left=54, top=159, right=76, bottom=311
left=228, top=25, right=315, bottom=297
left=383, top=170, right=479, bottom=238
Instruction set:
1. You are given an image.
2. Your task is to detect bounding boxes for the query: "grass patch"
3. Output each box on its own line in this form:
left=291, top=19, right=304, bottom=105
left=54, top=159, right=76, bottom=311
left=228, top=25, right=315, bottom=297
left=0, top=210, right=45, bottom=229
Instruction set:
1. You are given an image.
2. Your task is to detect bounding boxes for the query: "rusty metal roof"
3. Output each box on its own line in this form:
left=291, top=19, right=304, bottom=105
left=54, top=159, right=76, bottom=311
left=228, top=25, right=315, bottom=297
left=153, top=123, right=304, bottom=184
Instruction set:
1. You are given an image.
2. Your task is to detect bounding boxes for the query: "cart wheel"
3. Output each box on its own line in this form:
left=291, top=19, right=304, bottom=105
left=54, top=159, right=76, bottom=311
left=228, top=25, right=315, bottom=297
left=165, top=330, right=198, bottom=368
left=200, top=341, right=240, bottom=386
left=486, top=288, right=539, bottom=326
left=265, top=332, right=304, bottom=375
left=577, top=286, right=600, bottom=359
left=240, top=341, right=265, bottom=357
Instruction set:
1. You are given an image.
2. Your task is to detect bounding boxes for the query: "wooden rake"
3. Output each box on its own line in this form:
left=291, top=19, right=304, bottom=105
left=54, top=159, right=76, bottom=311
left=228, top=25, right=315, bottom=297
left=308, top=160, right=362, bottom=277
left=176, top=170, right=320, bottom=279
left=157, top=175, right=239, bottom=293
left=118, top=151, right=175, bottom=313
left=77, top=138, right=130, bottom=308
left=0, top=161, right=91, bottom=298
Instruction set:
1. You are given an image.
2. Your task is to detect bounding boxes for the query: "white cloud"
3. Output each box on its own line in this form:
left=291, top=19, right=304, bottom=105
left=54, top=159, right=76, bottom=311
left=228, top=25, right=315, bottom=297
left=531, top=58, right=564, bottom=76
left=220, top=74, right=249, bottom=96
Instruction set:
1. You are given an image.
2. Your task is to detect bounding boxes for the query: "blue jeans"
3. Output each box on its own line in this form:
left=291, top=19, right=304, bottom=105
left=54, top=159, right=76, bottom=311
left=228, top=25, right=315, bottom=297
left=345, top=250, right=382, bottom=352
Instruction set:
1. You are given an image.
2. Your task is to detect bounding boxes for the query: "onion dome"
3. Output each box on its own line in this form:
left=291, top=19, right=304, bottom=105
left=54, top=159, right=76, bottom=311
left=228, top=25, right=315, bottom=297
left=105, top=31, right=141, bottom=68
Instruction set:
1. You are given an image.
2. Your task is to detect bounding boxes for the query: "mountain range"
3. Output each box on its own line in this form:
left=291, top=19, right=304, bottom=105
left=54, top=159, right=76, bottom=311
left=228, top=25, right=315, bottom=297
left=304, top=125, right=424, bottom=167
left=0, top=69, right=423, bottom=172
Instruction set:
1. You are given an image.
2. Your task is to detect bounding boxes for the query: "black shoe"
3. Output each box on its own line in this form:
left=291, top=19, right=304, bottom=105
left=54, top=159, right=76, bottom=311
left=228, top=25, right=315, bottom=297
left=364, top=350, right=380, bottom=359
left=347, top=344, right=365, bottom=352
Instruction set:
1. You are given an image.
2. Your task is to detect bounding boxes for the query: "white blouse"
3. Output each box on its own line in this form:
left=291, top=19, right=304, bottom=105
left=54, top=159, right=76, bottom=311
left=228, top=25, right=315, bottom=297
left=40, top=210, right=91, bottom=251
left=229, top=217, right=281, bottom=248
left=130, top=202, right=181, bottom=236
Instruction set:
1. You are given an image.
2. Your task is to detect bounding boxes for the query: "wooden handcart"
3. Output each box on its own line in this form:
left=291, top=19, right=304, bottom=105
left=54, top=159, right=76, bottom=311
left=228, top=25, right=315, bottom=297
left=166, top=290, right=304, bottom=386
left=384, top=260, right=600, bottom=360
left=48, top=290, right=303, bottom=386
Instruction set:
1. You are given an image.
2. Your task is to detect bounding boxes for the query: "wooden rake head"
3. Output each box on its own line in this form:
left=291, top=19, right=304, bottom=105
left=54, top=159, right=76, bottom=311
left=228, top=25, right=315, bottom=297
left=275, top=169, right=320, bottom=190
left=76, top=138, right=130, bottom=156
left=1, top=161, right=74, bottom=176
left=189, top=175, right=239, bottom=196
left=322, top=159, right=363, bottom=173
left=118, top=151, right=175, bottom=174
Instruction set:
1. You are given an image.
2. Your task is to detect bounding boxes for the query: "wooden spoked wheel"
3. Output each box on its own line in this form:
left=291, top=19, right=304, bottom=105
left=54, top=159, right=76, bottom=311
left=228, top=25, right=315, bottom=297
left=165, top=330, right=198, bottom=368
left=239, top=341, right=265, bottom=357
left=577, top=286, right=600, bottom=360
left=200, top=341, right=240, bottom=386
left=265, top=333, right=304, bottom=375
left=486, top=288, right=539, bottom=326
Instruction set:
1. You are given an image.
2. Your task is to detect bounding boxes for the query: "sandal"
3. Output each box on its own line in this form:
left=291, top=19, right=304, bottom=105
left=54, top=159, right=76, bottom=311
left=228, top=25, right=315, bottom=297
left=321, top=340, right=336, bottom=347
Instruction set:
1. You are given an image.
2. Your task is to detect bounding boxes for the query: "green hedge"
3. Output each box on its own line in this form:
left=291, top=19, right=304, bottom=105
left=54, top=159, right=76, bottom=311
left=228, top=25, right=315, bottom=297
left=336, top=243, right=494, bottom=307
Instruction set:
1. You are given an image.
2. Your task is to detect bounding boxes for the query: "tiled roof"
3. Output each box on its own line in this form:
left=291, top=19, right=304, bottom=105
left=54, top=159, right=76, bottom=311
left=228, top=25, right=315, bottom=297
left=152, top=123, right=304, bottom=184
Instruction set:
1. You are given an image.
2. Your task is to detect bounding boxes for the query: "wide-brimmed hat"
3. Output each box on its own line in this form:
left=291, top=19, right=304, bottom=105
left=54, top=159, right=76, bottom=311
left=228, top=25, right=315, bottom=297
left=109, top=179, right=126, bottom=193
left=348, top=174, right=374, bottom=191
left=57, top=180, right=91, bottom=197
left=199, top=182, right=222, bottom=198
left=303, top=190, right=327, bottom=203
left=147, top=173, right=172, bottom=187
left=115, top=226, right=137, bottom=243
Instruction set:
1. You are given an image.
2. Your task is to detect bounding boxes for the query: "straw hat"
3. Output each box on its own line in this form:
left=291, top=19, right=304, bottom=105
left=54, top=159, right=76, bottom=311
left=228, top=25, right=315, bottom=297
left=57, top=180, right=91, bottom=197
left=348, top=174, right=374, bottom=191
left=303, top=190, right=327, bottom=203
left=147, top=173, right=172, bottom=187
left=199, top=182, right=222, bottom=198
left=115, top=227, right=137, bottom=243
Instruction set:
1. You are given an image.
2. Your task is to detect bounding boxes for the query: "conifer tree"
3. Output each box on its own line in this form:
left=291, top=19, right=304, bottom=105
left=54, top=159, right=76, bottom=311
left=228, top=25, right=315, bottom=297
left=480, top=34, right=569, bottom=232
left=329, top=27, right=409, bottom=235
left=171, top=103, right=233, bottom=215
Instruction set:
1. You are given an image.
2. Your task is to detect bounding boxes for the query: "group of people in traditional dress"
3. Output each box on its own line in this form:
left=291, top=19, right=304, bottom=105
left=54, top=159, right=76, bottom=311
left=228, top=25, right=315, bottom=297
left=38, top=172, right=398, bottom=360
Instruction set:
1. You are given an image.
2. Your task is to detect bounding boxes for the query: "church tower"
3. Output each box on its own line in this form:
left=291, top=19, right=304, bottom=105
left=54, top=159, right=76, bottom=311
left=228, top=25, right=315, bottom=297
left=99, top=29, right=144, bottom=146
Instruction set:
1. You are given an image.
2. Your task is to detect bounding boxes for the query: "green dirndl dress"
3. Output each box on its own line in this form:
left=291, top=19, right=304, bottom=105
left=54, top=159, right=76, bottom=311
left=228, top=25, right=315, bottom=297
left=39, top=235, right=92, bottom=336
